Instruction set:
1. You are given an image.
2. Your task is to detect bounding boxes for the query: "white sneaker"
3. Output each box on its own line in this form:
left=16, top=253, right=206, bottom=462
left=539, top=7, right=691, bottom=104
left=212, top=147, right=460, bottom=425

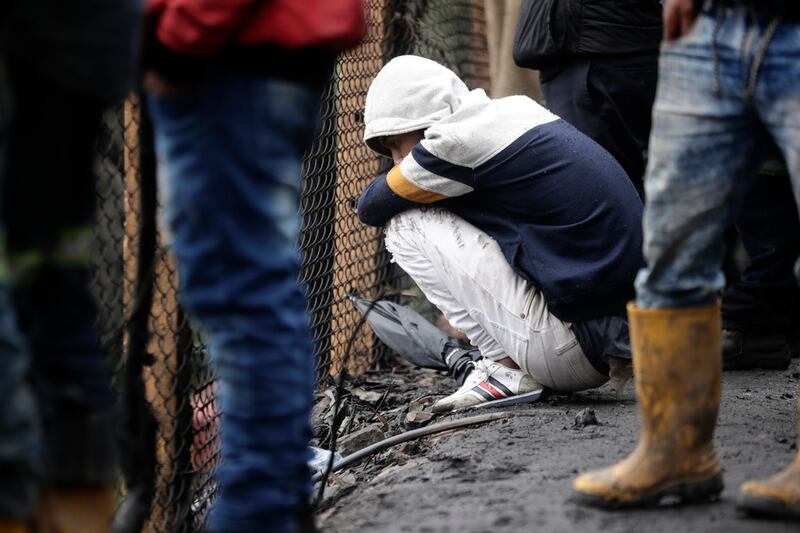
left=432, top=358, right=543, bottom=413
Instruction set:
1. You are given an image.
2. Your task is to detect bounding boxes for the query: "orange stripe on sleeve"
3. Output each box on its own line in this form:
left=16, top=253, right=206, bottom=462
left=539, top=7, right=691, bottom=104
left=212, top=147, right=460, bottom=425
left=386, top=165, right=448, bottom=203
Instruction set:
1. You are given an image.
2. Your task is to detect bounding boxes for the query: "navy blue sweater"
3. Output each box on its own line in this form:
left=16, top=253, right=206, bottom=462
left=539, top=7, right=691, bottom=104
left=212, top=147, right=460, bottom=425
left=359, top=113, right=643, bottom=322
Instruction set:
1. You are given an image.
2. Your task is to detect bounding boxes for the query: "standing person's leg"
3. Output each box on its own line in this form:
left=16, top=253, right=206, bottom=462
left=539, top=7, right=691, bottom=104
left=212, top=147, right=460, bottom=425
left=738, top=17, right=800, bottom=518
left=149, top=71, right=323, bottom=533
left=721, top=162, right=799, bottom=370
left=0, top=55, right=41, bottom=530
left=574, top=7, right=766, bottom=508
left=4, top=59, right=117, bottom=529
left=540, top=52, right=658, bottom=196
left=384, top=208, right=607, bottom=393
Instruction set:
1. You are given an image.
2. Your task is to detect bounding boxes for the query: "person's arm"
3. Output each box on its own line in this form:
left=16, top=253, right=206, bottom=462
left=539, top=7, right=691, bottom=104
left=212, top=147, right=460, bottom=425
left=357, top=171, right=424, bottom=227
left=663, top=0, right=699, bottom=42
left=358, top=141, right=475, bottom=227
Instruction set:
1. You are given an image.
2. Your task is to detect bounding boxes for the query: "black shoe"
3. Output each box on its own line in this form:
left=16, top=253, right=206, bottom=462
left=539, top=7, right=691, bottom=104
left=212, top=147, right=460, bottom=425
left=296, top=506, right=317, bottom=533
left=722, top=329, right=791, bottom=370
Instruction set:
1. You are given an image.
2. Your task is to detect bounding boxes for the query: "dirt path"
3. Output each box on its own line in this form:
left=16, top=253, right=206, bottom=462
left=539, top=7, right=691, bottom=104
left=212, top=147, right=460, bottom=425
left=317, top=362, right=799, bottom=532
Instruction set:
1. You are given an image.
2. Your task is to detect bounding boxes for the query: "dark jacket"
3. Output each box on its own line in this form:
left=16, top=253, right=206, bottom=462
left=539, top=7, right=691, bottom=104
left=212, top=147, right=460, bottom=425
left=6, top=0, right=142, bottom=102
left=513, top=0, right=662, bottom=70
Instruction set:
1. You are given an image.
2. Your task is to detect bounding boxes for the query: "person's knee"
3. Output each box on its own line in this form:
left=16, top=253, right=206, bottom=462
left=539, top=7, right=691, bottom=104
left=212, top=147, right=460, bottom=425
left=383, top=208, right=427, bottom=257
left=384, top=208, right=424, bottom=235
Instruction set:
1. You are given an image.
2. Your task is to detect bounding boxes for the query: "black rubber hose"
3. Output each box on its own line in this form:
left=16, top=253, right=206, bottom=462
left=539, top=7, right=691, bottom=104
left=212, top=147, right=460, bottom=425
left=312, top=410, right=531, bottom=483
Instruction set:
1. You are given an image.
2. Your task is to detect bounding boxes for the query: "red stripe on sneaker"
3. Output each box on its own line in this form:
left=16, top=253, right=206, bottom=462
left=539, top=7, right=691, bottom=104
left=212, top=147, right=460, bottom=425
left=470, top=386, right=496, bottom=402
left=477, top=381, right=506, bottom=399
left=487, top=376, right=514, bottom=397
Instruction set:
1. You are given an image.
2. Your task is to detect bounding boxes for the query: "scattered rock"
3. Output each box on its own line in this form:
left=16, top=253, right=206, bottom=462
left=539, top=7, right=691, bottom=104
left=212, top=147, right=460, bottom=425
left=352, top=388, right=384, bottom=404
left=573, top=408, right=599, bottom=428
left=399, top=440, right=423, bottom=456
left=311, top=394, right=332, bottom=427
left=405, top=410, right=434, bottom=428
left=408, top=396, right=437, bottom=412
left=338, top=423, right=386, bottom=455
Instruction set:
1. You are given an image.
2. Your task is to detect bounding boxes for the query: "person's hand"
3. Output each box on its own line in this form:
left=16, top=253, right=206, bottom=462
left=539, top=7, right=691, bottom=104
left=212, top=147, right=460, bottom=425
left=663, top=0, right=699, bottom=42
left=144, top=70, right=187, bottom=97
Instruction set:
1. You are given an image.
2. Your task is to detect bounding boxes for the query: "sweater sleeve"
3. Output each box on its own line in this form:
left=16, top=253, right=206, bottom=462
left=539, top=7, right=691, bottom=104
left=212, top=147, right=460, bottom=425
left=389, top=141, right=475, bottom=201
left=357, top=173, right=421, bottom=227
left=357, top=137, right=476, bottom=226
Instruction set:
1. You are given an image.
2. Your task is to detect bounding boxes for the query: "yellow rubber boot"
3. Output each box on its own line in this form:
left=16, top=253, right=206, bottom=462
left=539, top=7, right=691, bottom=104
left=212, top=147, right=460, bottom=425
left=35, top=486, right=115, bottom=533
left=573, top=302, right=724, bottom=508
left=738, top=410, right=800, bottom=519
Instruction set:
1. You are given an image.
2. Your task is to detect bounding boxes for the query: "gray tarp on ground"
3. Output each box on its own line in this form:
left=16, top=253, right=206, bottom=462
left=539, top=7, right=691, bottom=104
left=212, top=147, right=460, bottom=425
left=349, top=295, right=449, bottom=371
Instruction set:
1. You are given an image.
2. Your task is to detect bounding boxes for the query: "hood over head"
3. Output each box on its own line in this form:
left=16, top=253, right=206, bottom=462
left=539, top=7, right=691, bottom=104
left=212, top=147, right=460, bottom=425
left=363, top=55, right=470, bottom=156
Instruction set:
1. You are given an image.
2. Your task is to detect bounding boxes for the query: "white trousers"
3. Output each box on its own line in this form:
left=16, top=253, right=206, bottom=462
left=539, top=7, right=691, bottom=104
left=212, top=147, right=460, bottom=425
left=384, top=208, right=607, bottom=392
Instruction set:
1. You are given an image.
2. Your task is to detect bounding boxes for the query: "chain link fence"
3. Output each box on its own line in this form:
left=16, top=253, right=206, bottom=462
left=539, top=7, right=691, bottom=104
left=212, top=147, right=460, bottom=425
left=92, top=1, right=490, bottom=530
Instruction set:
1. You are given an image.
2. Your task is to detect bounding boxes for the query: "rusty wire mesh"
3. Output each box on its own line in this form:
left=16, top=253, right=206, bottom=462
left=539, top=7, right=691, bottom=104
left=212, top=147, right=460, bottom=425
left=92, top=1, right=490, bottom=530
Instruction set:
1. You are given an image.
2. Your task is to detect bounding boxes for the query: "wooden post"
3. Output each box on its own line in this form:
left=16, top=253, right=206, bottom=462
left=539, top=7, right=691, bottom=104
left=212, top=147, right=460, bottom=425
left=122, top=96, right=181, bottom=530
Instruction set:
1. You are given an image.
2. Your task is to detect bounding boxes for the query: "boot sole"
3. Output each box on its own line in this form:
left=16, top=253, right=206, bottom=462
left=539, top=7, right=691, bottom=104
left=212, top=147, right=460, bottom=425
left=573, top=473, right=724, bottom=510
left=738, top=493, right=800, bottom=519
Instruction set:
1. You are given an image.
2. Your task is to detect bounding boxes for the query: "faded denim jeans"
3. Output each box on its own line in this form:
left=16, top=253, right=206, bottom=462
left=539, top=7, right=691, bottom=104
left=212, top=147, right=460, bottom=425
left=636, top=3, right=800, bottom=308
left=148, top=70, right=322, bottom=533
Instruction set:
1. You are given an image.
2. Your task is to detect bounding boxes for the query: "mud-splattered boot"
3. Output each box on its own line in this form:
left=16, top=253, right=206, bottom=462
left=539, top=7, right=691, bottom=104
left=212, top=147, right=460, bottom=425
left=573, top=302, right=724, bottom=508
left=738, top=415, right=800, bottom=519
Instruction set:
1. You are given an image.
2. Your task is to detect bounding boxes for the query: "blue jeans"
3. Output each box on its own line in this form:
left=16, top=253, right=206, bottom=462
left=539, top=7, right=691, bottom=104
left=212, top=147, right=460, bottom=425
left=636, top=4, right=800, bottom=308
left=148, top=71, right=322, bottom=533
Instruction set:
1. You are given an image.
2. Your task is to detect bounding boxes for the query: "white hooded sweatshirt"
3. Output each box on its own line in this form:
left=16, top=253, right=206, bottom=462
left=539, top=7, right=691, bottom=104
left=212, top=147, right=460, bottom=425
left=358, top=55, right=644, bottom=324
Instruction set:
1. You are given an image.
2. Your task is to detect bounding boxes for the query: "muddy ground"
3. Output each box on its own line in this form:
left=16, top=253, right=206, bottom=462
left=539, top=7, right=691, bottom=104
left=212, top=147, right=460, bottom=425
left=313, top=360, right=799, bottom=532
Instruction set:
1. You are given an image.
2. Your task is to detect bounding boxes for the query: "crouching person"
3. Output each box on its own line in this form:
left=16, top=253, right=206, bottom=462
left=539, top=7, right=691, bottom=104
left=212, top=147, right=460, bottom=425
left=357, top=56, right=644, bottom=412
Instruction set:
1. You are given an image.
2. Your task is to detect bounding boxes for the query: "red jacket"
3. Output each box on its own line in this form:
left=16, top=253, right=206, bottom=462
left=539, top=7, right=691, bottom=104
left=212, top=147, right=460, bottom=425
left=147, top=0, right=366, bottom=56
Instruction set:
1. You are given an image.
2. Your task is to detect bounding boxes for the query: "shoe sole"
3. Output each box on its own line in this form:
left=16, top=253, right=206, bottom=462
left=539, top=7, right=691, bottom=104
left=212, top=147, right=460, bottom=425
left=573, top=473, right=724, bottom=510
left=738, top=493, right=800, bottom=519
left=452, top=388, right=544, bottom=412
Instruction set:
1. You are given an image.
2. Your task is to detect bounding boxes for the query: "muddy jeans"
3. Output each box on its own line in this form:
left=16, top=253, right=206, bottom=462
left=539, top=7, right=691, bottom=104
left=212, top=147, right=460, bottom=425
left=385, top=208, right=607, bottom=392
left=636, top=4, right=800, bottom=308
